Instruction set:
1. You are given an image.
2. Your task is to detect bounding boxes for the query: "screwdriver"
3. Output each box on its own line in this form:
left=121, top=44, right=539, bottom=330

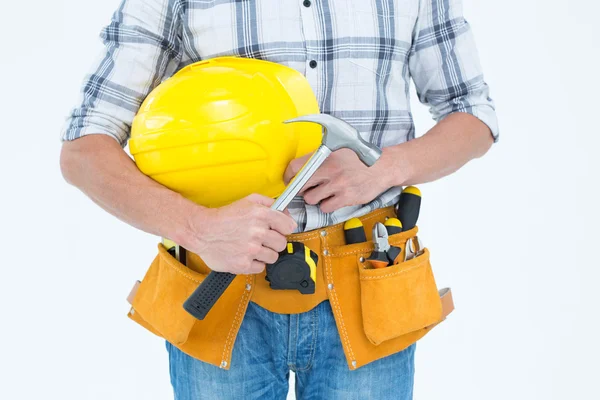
left=384, top=218, right=402, bottom=235
left=344, top=218, right=367, bottom=244
left=395, top=186, right=421, bottom=231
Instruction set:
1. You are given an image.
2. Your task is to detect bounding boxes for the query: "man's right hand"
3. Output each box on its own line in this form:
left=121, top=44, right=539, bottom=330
left=185, top=194, right=297, bottom=275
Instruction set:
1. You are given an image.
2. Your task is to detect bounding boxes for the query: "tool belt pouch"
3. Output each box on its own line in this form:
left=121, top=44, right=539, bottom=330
left=128, top=244, right=200, bottom=345
left=325, top=224, right=447, bottom=369
left=127, top=244, right=253, bottom=369
left=358, top=247, right=442, bottom=345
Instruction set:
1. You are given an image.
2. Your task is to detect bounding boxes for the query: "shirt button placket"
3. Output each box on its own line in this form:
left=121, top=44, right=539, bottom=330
left=299, top=0, right=318, bottom=94
left=299, top=0, right=322, bottom=232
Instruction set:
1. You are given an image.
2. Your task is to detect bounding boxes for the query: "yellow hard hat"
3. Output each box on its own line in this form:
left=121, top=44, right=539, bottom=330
left=130, top=57, right=321, bottom=207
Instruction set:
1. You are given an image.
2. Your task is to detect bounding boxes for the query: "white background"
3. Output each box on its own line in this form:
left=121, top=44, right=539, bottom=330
left=0, top=0, right=598, bottom=399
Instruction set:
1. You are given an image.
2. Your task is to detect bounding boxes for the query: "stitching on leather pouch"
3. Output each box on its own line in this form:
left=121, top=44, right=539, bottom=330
left=330, top=248, right=371, bottom=257
left=161, top=254, right=203, bottom=284
left=360, top=208, right=388, bottom=222
left=222, top=279, right=248, bottom=362
left=329, top=233, right=418, bottom=258
left=289, top=231, right=320, bottom=241
left=327, top=209, right=404, bottom=257
left=325, top=249, right=356, bottom=363
left=157, top=247, right=250, bottom=366
left=222, top=275, right=252, bottom=365
left=360, top=261, right=427, bottom=280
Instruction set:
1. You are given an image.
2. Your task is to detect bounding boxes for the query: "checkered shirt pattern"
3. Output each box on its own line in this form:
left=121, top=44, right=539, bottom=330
left=62, top=0, right=498, bottom=232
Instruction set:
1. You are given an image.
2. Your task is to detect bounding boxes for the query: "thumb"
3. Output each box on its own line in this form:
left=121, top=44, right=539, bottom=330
left=284, top=153, right=313, bottom=184
left=245, top=193, right=275, bottom=207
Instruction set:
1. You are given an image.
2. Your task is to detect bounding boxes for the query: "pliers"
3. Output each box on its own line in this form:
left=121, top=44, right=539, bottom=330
left=365, top=223, right=402, bottom=269
left=404, top=236, right=424, bottom=261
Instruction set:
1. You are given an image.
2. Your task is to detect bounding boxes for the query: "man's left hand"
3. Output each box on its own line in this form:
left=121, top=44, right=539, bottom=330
left=283, top=149, right=392, bottom=214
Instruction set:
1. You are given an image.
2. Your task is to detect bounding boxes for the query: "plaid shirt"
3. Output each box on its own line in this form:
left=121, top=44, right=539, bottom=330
left=62, top=0, right=498, bottom=233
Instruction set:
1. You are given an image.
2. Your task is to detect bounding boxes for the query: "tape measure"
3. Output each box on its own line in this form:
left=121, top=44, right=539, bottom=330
left=265, top=242, right=317, bottom=294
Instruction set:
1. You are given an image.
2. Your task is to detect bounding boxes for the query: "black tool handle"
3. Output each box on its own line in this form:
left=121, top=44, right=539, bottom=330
left=183, top=271, right=236, bottom=320
left=396, top=187, right=421, bottom=231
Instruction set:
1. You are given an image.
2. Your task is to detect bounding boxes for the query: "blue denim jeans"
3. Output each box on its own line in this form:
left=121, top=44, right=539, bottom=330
left=167, top=301, right=415, bottom=399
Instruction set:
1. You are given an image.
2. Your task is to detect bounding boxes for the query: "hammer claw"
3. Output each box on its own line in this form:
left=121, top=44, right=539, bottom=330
left=284, top=113, right=382, bottom=166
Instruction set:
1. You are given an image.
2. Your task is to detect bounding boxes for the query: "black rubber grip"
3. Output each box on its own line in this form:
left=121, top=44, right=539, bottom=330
left=396, top=193, right=421, bottom=232
left=183, top=271, right=236, bottom=320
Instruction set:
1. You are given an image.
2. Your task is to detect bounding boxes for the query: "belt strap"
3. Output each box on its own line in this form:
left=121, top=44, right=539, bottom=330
left=127, top=284, right=455, bottom=324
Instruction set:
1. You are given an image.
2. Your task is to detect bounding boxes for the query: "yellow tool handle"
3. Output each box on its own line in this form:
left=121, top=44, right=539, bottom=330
left=344, top=217, right=367, bottom=244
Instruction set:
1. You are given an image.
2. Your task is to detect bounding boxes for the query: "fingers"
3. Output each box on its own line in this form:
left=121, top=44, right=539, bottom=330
left=256, top=247, right=279, bottom=265
left=284, top=153, right=312, bottom=184
left=262, top=230, right=288, bottom=253
left=298, top=178, right=325, bottom=195
left=303, top=183, right=335, bottom=205
left=248, top=260, right=266, bottom=274
left=298, top=164, right=332, bottom=195
left=246, top=193, right=275, bottom=207
left=318, top=195, right=346, bottom=214
left=266, top=209, right=297, bottom=235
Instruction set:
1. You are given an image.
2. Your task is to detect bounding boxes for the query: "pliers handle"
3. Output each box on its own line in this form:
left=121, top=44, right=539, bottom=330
left=404, top=236, right=424, bottom=261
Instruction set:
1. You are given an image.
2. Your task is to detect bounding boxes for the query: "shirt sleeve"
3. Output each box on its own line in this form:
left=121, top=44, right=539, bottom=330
left=409, top=0, right=499, bottom=141
left=61, top=0, right=183, bottom=147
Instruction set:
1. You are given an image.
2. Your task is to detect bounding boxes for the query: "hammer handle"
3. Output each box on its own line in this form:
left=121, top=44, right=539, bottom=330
left=183, top=115, right=381, bottom=321
left=271, top=146, right=331, bottom=211
left=183, top=271, right=236, bottom=320
left=183, top=149, right=329, bottom=320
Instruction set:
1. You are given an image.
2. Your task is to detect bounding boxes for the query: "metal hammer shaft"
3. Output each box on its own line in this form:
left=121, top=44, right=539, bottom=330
left=274, top=113, right=383, bottom=210
left=183, top=147, right=332, bottom=320
left=271, top=146, right=332, bottom=211
left=184, top=114, right=382, bottom=321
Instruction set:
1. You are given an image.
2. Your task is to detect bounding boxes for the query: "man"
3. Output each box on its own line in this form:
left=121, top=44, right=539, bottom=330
left=60, top=0, right=498, bottom=398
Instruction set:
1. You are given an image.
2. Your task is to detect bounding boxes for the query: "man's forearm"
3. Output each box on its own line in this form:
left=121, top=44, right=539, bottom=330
left=378, top=112, right=494, bottom=187
left=60, top=135, right=205, bottom=249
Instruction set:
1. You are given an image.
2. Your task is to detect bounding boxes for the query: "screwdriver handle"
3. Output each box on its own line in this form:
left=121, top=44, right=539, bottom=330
left=344, top=218, right=367, bottom=244
left=396, top=186, right=422, bottom=231
left=183, top=272, right=236, bottom=320
left=384, top=218, right=402, bottom=235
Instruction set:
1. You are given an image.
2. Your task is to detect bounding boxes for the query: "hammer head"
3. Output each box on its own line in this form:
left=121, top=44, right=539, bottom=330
left=284, top=114, right=382, bottom=166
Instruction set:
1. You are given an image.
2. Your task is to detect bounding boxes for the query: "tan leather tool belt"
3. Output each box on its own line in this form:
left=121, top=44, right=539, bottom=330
left=127, top=206, right=454, bottom=370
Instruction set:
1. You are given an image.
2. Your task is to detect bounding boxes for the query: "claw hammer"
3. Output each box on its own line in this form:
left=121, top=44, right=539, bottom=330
left=183, top=114, right=383, bottom=320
